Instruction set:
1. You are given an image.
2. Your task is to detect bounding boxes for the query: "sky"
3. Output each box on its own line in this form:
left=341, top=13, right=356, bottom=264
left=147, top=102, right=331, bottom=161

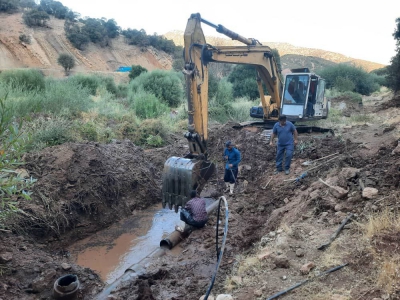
left=59, top=0, right=400, bottom=65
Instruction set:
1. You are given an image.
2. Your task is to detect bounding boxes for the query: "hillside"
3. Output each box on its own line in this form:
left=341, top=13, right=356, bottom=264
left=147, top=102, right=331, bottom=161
left=165, top=30, right=385, bottom=72
left=0, top=13, right=172, bottom=79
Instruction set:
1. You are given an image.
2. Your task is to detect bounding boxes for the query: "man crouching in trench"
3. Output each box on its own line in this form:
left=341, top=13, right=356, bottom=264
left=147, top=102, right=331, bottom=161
left=176, top=190, right=207, bottom=232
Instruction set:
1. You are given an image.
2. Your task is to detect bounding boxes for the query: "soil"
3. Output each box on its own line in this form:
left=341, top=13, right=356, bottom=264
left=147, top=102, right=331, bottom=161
left=1, top=92, right=400, bottom=300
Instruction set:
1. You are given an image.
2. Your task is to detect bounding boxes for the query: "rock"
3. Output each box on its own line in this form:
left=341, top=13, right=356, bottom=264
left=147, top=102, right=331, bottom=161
left=308, top=190, right=320, bottom=201
left=61, top=263, right=71, bottom=270
left=257, top=249, right=272, bottom=260
left=0, top=252, right=13, bottom=263
left=269, top=231, right=276, bottom=237
left=31, top=269, right=56, bottom=292
left=392, top=143, right=400, bottom=155
left=88, top=274, right=95, bottom=280
left=19, top=245, right=28, bottom=251
left=300, top=262, right=315, bottom=275
left=331, top=295, right=348, bottom=300
left=231, top=276, right=242, bottom=285
left=283, top=198, right=290, bottom=204
left=275, top=235, right=289, bottom=250
left=321, top=212, right=329, bottom=217
left=216, top=295, right=233, bottom=300
left=282, top=275, right=287, bottom=280
left=107, top=296, right=118, bottom=300
left=334, top=204, right=343, bottom=212
left=200, top=296, right=215, bottom=300
left=273, top=255, right=290, bottom=269
left=254, top=289, right=263, bottom=297
left=15, top=168, right=29, bottom=178
left=339, top=167, right=360, bottom=180
left=295, top=249, right=305, bottom=257
left=362, top=187, right=379, bottom=199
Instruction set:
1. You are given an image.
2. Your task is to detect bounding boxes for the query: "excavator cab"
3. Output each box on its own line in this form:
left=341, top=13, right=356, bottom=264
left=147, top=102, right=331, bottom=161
left=281, top=70, right=328, bottom=121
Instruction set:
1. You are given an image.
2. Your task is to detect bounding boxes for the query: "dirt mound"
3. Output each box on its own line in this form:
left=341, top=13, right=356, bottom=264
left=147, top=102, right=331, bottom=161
left=0, top=233, right=103, bottom=300
left=20, top=140, right=161, bottom=243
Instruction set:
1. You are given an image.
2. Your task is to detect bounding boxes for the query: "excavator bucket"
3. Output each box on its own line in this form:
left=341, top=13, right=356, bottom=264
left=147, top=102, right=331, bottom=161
left=162, top=157, right=215, bottom=212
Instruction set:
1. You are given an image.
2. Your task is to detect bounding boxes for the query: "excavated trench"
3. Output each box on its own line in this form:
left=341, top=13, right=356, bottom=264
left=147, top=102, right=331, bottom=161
left=69, top=203, right=181, bottom=284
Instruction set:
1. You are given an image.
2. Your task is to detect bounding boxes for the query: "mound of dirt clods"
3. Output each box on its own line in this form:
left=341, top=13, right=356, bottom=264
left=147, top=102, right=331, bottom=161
left=20, top=140, right=161, bottom=243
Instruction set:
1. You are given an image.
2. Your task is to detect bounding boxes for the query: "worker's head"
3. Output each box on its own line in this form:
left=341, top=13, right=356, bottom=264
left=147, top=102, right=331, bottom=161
left=225, top=141, right=233, bottom=150
left=190, top=190, right=197, bottom=198
left=279, top=115, right=287, bottom=126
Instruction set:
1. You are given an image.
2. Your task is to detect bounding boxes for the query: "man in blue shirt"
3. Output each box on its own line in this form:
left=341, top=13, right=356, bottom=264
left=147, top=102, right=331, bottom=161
left=270, top=115, right=298, bottom=175
left=223, top=141, right=241, bottom=195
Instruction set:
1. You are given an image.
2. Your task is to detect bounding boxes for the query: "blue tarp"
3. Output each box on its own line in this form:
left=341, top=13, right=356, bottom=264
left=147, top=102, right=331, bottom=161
left=117, top=66, right=132, bottom=72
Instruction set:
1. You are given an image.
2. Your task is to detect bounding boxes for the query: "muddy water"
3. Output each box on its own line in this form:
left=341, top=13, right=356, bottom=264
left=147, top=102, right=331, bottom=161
left=69, top=203, right=179, bottom=284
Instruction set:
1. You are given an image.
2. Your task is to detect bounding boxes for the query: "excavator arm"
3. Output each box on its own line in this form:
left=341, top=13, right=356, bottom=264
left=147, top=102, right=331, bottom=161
left=162, top=13, right=284, bottom=211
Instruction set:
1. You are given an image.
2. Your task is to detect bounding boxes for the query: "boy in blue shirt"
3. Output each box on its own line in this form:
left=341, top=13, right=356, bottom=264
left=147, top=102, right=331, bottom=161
left=270, top=115, right=298, bottom=175
left=223, top=141, right=241, bottom=195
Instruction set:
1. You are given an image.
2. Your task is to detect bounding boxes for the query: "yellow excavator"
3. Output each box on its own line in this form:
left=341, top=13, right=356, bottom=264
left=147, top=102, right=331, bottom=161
left=162, top=13, right=329, bottom=211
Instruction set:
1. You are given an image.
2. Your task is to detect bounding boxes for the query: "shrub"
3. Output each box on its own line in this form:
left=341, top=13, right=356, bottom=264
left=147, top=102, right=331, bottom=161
left=132, top=119, right=169, bottom=146
left=23, top=9, right=50, bottom=27
left=128, top=89, right=169, bottom=119
left=0, top=69, right=45, bottom=91
left=320, top=64, right=380, bottom=95
left=116, top=84, right=128, bottom=98
left=209, top=79, right=234, bottom=123
left=68, top=74, right=100, bottom=95
left=40, top=79, right=92, bottom=116
left=0, top=0, right=19, bottom=12
left=130, top=70, right=183, bottom=107
left=98, top=76, right=118, bottom=95
left=78, top=121, right=98, bottom=141
left=57, top=53, right=75, bottom=75
left=27, top=116, right=74, bottom=150
left=19, top=34, right=31, bottom=44
left=228, top=65, right=261, bottom=99
left=128, top=65, right=147, bottom=81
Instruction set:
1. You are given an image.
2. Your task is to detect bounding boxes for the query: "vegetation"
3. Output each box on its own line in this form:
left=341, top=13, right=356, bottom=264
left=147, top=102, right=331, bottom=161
left=129, top=65, right=148, bottom=81
left=0, top=69, right=45, bottom=91
left=19, top=34, right=31, bottom=44
left=57, top=53, right=75, bottom=75
left=122, top=29, right=176, bottom=54
left=23, top=9, right=50, bottom=27
left=319, top=64, right=380, bottom=95
left=386, top=17, right=400, bottom=93
left=228, top=65, right=261, bottom=99
left=129, top=70, right=183, bottom=107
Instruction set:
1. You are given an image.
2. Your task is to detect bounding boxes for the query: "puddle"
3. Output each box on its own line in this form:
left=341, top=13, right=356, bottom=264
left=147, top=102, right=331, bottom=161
left=69, top=203, right=179, bottom=284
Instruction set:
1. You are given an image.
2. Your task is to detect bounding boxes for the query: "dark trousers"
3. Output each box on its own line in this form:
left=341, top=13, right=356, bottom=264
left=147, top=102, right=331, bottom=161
left=180, top=209, right=207, bottom=228
left=224, top=168, right=238, bottom=184
left=276, top=144, right=294, bottom=171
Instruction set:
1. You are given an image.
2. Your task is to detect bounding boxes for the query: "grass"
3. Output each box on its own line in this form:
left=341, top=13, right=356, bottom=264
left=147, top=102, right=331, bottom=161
left=363, top=208, right=400, bottom=239
left=377, top=256, right=400, bottom=294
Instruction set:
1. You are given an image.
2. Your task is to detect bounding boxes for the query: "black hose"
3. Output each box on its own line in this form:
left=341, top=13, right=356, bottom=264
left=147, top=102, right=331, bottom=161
left=266, top=263, right=348, bottom=300
left=204, top=196, right=229, bottom=300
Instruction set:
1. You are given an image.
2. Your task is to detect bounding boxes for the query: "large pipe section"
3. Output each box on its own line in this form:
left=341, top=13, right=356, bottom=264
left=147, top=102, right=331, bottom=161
left=94, top=199, right=221, bottom=300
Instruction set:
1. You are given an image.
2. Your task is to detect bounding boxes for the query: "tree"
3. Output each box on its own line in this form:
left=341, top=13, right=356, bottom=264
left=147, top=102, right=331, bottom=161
left=129, top=65, right=147, bottom=80
left=23, top=9, right=50, bottom=27
left=228, top=65, right=260, bottom=99
left=0, top=0, right=19, bottom=13
left=57, top=53, right=75, bottom=75
left=387, top=17, right=400, bottom=93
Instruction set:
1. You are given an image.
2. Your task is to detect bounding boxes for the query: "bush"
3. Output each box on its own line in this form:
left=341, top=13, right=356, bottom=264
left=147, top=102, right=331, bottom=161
left=27, top=116, right=74, bottom=150
left=23, top=9, right=50, bottom=27
left=387, top=52, right=400, bottom=93
left=228, top=65, right=261, bottom=99
left=78, top=121, right=98, bottom=141
left=129, top=70, right=183, bottom=107
left=128, top=89, right=169, bottom=119
left=40, top=79, right=92, bottom=116
left=132, top=119, right=168, bottom=146
left=128, top=65, right=147, bottom=81
left=98, top=76, right=118, bottom=95
left=57, top=53, right=75, bottom=74
left=320, top=64, right=380, bottom=95
left=0, top=69, right=45, bottom=91
left=209, top=79, right=234, bottom=123
left=0, top=0, right=19, bottom=12
left=19, top=34, right=31, bottom=44
left=68, top=74, right=100, bottom=95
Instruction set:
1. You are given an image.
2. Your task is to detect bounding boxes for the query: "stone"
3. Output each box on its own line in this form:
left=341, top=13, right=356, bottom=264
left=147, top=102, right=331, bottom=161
left=273, top=255, right=290, bottom=269
left=275, top=235, right=289, bottom=250
left=88, top=274, right=95, bottom=280
left=321, top=212, right=329, bottom=217
left=19, top=245, right=28, bottom=251
left=15, top=168, right=29, bottom=178
left=295, top=249, right=305, bottom=257
left=200, top=296, right=215, bottom=300
left=257, top=249, right=272, bottom=260
left=269, top=231, right=276, bottom=237
left=331, top=295, right=348, bottom=300
left=231, top=276, right=242, bottom=285
left=334, top=204, right=343, bottom=212
left=308, top=189, right=320, bottom=201
left=283, top=198, right=290, bottom=204
left=362, top=187, right=379, bottom=199
left=31, top=269, right=56, bottom=292
left=61, top=263, right=71, bottom=270
left=300, top=262, right=315, bottom=275
left=0, top=252, right=13, bottom=263
left=391, top=142, right=400, bottom=155
left=282, top=275, right=287, bottom=280
left=216, top=295, right=233, bottom=300
left=339, top=167, right=360, bottom=180
left=107, top=296, right=118, bottom=300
